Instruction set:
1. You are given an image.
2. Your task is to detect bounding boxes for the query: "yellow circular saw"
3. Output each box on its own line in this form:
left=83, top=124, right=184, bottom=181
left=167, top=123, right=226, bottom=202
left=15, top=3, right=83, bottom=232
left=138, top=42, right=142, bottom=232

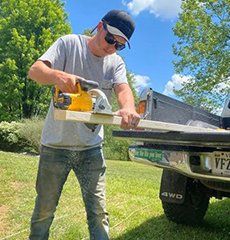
left=53, top=78, right=112, bottom=115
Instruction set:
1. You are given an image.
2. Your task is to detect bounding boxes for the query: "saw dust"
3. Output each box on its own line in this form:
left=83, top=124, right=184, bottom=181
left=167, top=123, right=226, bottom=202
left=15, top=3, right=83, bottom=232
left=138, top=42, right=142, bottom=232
left=0, top=205, right=10, bottom=234
left=10, top=181, right=25, bottom=191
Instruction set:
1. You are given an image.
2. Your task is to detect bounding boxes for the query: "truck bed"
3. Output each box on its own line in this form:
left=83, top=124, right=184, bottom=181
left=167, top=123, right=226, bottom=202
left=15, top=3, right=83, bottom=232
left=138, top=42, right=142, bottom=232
left=143, top=91, right=222, bottom=127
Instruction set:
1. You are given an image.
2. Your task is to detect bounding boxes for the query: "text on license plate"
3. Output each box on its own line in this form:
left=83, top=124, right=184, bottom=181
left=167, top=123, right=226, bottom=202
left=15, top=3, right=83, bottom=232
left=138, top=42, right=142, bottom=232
left=212, top=152, right=230, bottom=176
left=134, top=148, right=163, bottom=162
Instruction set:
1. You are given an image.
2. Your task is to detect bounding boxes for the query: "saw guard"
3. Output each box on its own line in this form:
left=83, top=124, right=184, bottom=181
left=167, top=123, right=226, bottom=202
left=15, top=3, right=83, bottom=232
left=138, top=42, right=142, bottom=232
left=88, top=89, right=113, bottom=115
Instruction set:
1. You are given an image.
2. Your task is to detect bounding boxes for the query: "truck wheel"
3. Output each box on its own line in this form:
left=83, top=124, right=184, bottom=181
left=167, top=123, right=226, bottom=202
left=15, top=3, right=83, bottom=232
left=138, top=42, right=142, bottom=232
left=162, top=178, right=210, bottom=225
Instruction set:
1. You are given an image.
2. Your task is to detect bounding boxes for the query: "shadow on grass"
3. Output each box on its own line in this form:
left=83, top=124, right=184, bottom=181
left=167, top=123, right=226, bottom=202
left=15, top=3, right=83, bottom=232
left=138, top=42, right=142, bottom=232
left=113, top=198, right=230, bottom=240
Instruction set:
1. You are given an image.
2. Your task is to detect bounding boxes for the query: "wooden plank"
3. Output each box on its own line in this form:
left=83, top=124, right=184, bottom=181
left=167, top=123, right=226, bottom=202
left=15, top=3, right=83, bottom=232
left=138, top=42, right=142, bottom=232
left=53, top=109, right=229, bottom=133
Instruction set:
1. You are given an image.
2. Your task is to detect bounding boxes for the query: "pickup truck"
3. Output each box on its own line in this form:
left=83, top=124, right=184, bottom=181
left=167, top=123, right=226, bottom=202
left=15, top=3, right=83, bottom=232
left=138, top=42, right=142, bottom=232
left=113, top=89, right=230, bottom=225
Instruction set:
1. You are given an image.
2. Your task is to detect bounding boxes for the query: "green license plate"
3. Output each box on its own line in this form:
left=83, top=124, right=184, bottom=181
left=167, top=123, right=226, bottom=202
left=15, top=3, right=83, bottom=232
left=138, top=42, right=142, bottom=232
left=134, top=148, right=163, bottom=163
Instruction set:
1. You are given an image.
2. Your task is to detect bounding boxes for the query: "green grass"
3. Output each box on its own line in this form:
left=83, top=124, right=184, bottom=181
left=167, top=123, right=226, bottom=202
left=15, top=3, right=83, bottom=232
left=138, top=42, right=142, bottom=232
left=0, top=151, right=229, bottom=240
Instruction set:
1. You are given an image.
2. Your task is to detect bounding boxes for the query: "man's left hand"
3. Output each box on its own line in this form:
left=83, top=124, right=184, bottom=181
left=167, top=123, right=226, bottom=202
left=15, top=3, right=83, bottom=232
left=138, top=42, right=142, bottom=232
left=115, top=108, right=140, bottom=129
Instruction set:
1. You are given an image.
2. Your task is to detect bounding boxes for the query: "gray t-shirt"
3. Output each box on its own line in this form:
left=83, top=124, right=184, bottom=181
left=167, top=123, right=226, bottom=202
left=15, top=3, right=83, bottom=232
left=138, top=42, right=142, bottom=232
left=39, top=34, right=128, bottom=150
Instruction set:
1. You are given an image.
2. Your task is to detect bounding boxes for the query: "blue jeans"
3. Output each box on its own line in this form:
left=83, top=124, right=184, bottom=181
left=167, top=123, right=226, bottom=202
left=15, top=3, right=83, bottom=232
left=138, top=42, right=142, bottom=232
left=29, top=145, right=109, bottom=240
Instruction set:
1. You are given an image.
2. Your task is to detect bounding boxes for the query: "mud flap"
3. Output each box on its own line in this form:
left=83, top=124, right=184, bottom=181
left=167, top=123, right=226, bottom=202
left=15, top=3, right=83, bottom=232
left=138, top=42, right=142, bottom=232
left=160, top=169, right=187, bottom=204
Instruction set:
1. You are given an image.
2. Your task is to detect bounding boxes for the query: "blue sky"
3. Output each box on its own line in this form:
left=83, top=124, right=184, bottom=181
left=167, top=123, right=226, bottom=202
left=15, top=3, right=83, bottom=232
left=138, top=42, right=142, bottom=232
left=64, top=0, right=185, bottom=96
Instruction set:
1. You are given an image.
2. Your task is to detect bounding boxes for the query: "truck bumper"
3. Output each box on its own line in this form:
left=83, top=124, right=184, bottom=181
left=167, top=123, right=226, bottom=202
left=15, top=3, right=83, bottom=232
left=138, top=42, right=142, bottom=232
left=129, top=146, right=230, bottom=182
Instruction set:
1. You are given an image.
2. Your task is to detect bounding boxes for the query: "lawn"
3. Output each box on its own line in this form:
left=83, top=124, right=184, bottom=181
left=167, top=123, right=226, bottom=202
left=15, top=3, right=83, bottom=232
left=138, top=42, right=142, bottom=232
left=0, top=151, right=229, bottom=240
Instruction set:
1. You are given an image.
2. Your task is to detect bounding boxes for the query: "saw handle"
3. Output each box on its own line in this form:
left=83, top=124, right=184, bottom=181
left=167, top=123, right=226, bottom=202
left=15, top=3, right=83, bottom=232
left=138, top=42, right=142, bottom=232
left=53, top=78, right=99, bottom=99
left=53, top=78, right=99, bottom=95
left=78, top=78, right=99, bottom=91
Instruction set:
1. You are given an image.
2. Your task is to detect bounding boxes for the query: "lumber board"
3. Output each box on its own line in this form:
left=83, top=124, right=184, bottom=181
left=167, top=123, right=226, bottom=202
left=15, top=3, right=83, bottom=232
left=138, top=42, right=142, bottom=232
left=53, top=109, right=229, bottom=133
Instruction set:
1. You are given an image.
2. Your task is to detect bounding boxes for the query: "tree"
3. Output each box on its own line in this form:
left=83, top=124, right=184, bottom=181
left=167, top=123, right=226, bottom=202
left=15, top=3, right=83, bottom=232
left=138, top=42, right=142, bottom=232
left=173, top=0, right=230, bottom=112
left=0, top=0, right=71, bottom=121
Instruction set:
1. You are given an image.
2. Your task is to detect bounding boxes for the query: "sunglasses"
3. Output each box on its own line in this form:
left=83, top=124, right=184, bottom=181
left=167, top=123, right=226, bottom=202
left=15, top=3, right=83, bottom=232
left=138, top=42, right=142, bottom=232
left=103, top=22, right=126, bottom=51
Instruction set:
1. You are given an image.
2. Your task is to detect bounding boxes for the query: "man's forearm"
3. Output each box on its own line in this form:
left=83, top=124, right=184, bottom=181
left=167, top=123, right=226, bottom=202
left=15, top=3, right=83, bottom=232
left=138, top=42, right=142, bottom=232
left=28, top=61, right=60, bottom=85
left=28, top=61, right=78, bottom=93
left=116, top=84, right=136, bottom=110
left=114, top=83, right=140, bottom=129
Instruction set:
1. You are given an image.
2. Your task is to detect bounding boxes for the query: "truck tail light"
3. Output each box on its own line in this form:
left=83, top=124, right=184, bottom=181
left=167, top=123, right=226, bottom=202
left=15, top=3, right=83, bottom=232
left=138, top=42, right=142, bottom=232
left=136, top=100, right=146, bottom=116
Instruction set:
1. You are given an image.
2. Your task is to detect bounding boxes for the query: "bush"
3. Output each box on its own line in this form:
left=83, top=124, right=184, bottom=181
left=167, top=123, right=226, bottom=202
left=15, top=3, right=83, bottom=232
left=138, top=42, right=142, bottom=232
left=0, top=121, right=26, bottom=152
left=0, top=119, right=130, bottom=159
left=103, top=125, right=131, bottom=161
left=19, top=118, right=44, bottom=153
left=0, top=118, right=44, bottom=154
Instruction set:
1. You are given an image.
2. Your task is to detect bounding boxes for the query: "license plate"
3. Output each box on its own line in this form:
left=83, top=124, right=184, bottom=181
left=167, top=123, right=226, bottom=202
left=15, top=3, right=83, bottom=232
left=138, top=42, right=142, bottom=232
left=134, top=148, right=163, bottom=163
left=212, top=152, right=230, bottom=176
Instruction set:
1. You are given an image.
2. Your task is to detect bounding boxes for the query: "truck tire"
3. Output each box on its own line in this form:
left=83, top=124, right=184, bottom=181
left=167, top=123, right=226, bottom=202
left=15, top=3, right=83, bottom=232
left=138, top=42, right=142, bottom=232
left=161, top=178, right=210, bottom=225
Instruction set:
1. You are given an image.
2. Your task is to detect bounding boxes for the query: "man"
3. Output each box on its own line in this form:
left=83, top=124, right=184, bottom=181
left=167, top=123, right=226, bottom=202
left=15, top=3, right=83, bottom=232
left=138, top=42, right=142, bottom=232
left=28, top=9, right=140, bottom=240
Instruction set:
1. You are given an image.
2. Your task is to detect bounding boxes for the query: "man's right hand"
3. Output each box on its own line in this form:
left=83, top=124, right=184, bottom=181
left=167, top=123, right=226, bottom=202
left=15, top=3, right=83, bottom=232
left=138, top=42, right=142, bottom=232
left=54, top=71, right=81, bottom=93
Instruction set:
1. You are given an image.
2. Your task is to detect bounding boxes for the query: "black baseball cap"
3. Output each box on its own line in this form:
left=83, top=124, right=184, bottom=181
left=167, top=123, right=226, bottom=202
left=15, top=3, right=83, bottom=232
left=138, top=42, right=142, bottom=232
left=92, top=10, right=135, bottom=48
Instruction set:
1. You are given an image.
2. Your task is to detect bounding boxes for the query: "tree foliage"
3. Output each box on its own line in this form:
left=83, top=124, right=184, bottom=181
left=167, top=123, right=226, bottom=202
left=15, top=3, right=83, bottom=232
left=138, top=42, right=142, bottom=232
left=0, top=0, right=71, bottom=121
left=173, top=0, right=230, bottom=112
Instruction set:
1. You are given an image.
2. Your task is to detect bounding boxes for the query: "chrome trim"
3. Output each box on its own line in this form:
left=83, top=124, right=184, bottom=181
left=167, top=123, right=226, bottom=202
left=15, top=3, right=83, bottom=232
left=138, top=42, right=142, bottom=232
left=129, top=147, right=230, bottom=182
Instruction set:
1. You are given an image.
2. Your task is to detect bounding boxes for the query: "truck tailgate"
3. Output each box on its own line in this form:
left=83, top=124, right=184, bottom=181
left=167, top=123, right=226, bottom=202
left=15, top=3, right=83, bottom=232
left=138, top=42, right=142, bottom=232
left=113, top=130, right=230, bottom=148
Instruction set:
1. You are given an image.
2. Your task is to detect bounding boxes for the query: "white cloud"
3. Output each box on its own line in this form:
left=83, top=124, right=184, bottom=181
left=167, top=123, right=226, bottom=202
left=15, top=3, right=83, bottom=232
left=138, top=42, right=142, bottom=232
left=132, top=74, right=151, bottom=93
left=163, top=74, right=192, bottom=96
left=214, top=77, right=230, bottom=93
left=123, top=0, right=182, bottom=19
